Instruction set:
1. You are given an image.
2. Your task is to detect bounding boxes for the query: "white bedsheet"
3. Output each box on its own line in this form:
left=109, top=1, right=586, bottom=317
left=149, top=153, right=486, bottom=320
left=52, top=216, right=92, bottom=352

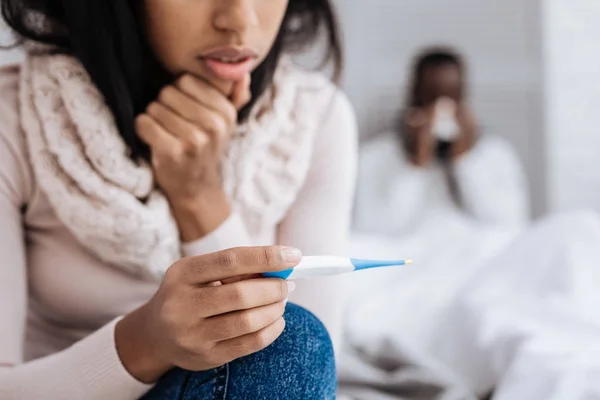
left=340, top=210, right=600, bottom=399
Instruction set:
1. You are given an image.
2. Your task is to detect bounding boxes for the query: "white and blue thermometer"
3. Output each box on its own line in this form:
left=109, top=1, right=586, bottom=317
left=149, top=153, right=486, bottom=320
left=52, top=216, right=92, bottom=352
left=264, top=256, right=412, bottom=280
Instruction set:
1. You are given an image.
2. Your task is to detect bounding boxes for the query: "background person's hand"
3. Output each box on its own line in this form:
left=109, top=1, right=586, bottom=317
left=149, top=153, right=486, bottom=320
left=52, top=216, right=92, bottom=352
left=136, top=73, right=251, bottom=240
left=451, top=102, right=478, bottom=160
left=403, top=106, right=435, bottom=167
left=115, top=246, right=302, bottom=383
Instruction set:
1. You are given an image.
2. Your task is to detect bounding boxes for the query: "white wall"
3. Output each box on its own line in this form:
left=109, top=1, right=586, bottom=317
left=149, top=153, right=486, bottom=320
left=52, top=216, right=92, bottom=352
left=336, top=0, right=546, bottom=216
left=543, top=1, right=600, bottom=213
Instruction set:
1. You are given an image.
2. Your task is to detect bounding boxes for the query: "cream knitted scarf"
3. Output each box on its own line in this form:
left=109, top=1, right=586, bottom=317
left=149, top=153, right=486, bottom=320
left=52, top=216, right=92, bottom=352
left=19, top=53, right=331, bottom=280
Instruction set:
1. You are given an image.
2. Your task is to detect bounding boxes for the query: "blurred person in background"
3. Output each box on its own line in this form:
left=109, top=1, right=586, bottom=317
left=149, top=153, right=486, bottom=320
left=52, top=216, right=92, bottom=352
left=341, top=47, right=534, bottom=399
left=0, top=0, right=357, bottom=399
left=354, top=47, right=530, bottom=236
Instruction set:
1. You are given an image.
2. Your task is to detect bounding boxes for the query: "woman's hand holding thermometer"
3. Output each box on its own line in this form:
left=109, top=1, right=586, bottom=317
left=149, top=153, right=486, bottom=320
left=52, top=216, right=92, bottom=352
left=263, top=256, right=413, bottom=280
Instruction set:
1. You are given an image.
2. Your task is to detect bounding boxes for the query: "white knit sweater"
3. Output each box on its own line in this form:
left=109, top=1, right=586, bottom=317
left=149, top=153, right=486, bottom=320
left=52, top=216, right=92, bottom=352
left=0, top=54, right=357, bottom=399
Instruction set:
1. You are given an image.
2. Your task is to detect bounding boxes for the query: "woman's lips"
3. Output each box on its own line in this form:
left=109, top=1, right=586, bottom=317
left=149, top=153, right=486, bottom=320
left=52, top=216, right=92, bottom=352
left=200, top=47, right=258, bottom=81
left=202, top=57, right=255, bottom=81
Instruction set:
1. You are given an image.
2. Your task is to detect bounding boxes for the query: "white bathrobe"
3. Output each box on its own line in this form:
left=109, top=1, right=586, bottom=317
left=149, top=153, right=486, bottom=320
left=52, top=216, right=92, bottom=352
left=353, top=133, right=530, bottom=235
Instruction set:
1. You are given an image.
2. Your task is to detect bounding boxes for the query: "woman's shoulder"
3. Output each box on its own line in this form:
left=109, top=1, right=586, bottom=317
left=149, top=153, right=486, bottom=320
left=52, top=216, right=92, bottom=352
left=276, top=60, right=353, bottom=123
left=277, top=59, right=338, bottom=92
left=262, top=60, right=357, bottom=157
left=0, top=63, right=33, bottom=204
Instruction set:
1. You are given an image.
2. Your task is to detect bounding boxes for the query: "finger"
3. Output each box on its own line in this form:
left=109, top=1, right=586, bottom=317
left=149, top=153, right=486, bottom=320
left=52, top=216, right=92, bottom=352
left=221, top=273, right=262, bottom=285
left=201, top=74, right=235, bottom=98
left=156, top=90, right=231, bottom=145
left=203, top=301, right=286, bottom=341
left=173, top=75, right=237, bottom=126
left=230, top=74, right=252, bottom=110
left=406, top=108, right=429, bottom=128
left=178, top=246, right=302, bottom=284
left=158, top=84, right=234, bottom=128
left=424, top=105, right=437, bottom=121
left=135, top=114, right=182, bottom=155
left=196, top=278, right=292, bottom=317
left=215, top=317, right=285, bottom=363
left=146, top=101, right=209, bottom=150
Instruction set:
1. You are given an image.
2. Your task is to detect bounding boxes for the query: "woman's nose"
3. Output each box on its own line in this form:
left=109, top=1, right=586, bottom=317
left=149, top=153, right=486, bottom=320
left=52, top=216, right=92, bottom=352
left=213, top=0, right=259, bottom=34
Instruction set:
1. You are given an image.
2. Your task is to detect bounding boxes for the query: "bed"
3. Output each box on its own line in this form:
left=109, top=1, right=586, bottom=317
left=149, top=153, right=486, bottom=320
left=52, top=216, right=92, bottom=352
left=338, top=211, right=600, bottom=399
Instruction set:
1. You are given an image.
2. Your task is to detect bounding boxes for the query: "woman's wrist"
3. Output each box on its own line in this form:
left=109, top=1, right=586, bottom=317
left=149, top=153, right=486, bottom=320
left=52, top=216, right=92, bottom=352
left=169, top=190, right=232, bottom=242
left=115, top=305, right=173, bottom=384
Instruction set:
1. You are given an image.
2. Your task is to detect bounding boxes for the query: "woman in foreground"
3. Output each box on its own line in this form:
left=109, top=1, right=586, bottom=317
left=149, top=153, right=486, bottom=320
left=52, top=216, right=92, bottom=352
left=0, top=0, right=357, bottom=398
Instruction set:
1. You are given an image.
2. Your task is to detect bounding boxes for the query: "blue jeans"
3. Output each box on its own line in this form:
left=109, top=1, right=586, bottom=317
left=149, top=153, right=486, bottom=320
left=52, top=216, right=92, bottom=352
left=141, top=303, right=337, bottom=399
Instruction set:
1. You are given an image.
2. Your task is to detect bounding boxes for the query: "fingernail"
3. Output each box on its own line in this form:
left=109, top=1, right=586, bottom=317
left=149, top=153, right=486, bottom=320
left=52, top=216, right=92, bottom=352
left=281, top=247, right=302, bottom=263
left=286, top=281, right=296, bottom=294
left=283, top=298, right=289, bottom=307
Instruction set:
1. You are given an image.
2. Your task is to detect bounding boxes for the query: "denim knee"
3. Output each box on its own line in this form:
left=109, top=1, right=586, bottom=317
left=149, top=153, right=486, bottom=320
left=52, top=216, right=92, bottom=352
left=225, top=303, right=337, bottom=399
left=274, top=303, right=335, bottom=368
left=142, top=303, right=337, bottom=400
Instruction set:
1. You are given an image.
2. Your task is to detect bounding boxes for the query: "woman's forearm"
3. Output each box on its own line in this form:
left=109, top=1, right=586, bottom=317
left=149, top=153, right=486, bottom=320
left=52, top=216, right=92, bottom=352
left=169, top=191, right=231, bottom=242
left=0, top=320, right=152, bottom=400
left=115, top=304, right=173, bottom=384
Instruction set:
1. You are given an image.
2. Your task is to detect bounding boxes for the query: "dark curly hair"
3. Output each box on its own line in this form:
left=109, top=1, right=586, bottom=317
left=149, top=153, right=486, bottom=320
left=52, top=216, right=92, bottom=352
left=406, top=47, right=464, bottom=108
left=1, top=0, right=343, bottom=161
